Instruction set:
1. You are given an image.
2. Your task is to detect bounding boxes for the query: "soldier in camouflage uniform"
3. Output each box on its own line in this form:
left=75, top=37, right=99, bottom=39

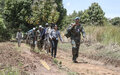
left=67, top=17, right=86, bottom=63
left=37, top=25, right=45, bottom=50
left=30, top=28, right=37, bottom=50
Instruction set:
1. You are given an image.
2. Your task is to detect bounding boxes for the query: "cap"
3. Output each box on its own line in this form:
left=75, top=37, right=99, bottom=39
left=45, top=23, right=49, bottom=26
left=39, top=25, right=42, bottom=28
left=33, top=28, right=36, bottom=30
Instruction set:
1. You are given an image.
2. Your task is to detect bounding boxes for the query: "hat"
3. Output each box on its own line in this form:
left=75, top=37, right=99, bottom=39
left=39, top=25, right=42, bottom=28
left=75, top=17, right=80, bottom=20
left=55, top=25, right=57, bottom=27
left=45, top=23, right=49, bottom=26
left=33, top=28, right=36, bottom=30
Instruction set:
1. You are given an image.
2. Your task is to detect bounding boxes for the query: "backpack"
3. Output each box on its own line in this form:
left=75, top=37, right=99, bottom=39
left=64, top=25, right=72, bottom=38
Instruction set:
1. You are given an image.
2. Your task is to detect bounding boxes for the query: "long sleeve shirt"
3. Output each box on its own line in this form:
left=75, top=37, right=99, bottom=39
left=16, top=32, right=23, bottom=39
left=51, top=29, right=63, bottom=42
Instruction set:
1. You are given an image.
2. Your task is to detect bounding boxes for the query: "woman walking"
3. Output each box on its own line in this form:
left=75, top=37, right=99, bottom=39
left=50, top=25, right=63, bottom=58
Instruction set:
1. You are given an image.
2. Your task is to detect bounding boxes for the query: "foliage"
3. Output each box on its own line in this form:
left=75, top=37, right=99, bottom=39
left=87, top=2, right=105, bottom=25
left=0, top=66, right=28, bottom=75
left=29, top=0, right=66, bottom=29
left=110, top=17, right=120, bottom=26
left=65, top=2, right=105, bottom=26
left=54, top=0, right=67, bottom=29
left=3, top=0, right=33, bottom=32
left=0, top=0, right=5, bottom=15
left=0, top=18, right=6, bottom=30
left=0, top=19, right=11, bottom=41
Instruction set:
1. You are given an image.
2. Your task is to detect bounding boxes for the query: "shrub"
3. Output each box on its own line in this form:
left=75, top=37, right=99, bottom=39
left=0, top=18, right=12, bottom=41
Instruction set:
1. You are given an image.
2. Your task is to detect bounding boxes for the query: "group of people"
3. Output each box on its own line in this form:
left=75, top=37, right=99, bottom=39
left=16, top=23, right=63, bottom=58
left=16, top=17, right=86, bottom=63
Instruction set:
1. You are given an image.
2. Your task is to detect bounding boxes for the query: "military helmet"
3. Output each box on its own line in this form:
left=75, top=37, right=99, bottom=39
left=75, top=17, right=80, bottom=20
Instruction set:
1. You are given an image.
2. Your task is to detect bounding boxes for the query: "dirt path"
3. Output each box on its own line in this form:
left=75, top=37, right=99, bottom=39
left=57, top=49, right=120, bottom=75
left=0, top=42, right=67, bottom=75
left=1, top=42, right=120, bottom=75
left=19, top=43, right=67, bottom=75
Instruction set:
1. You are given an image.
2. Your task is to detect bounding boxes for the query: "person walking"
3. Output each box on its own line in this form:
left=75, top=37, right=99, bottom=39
left=37, top=25, right=45, bottom=50
left=66, top=17, right=86, bottom=63
left=30, top=28, right=37, bottom=50
left=44, top=23, right=52, bottom=53
left=16, top=29, right=23, bottom=47
left=50, top=25, right=63, bottom=58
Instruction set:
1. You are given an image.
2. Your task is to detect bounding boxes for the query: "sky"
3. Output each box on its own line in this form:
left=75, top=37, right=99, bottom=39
left=63, top=0, right=120, bottom=18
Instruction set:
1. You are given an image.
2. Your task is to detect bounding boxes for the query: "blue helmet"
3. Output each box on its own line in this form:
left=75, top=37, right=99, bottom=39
left=75, top=17, right=80, bottom=20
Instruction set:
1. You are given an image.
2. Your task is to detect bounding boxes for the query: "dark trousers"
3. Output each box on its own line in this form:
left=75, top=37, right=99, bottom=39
left=71, top=39, right=80, bottom=61
left=72, top=46, right=80, bottom=61
left=51, top=39, right=58, bottom=58
left=31, top=37, right=36, bottom=50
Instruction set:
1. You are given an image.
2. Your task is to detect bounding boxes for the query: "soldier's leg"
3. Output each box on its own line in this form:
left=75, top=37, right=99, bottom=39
left=71, top=40, right=77, bottom=61
left=73, top=40, right=80, bottom=61
left=74, top=43, right=80, bottom=60
left=72, top=47, right=77, bottom=61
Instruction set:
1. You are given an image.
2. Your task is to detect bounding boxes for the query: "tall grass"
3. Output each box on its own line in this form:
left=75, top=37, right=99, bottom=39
left=85, top=25, right=120, bottom=45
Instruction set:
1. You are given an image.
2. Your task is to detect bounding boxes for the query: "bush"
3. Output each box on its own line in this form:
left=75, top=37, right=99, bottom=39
left=0, top=18, right=12, bottom=41
left=110, top=17, right=120, bottom=26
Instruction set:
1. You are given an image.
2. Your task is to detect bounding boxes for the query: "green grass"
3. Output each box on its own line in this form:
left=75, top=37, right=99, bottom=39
left=67, top=72, right=78, bottom=75
left=0, top=67, right=20, bottom=75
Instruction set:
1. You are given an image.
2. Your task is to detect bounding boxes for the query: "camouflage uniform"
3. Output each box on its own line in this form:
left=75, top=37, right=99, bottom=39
left=37, top=28, right=45, bottom=50
left=30, top=29, right=37, bottom=50
left=68, top=23, right=85, bottom=62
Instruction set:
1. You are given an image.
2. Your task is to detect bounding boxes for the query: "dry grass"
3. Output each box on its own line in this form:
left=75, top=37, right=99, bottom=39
left=85, top=25, right=120, bottom=45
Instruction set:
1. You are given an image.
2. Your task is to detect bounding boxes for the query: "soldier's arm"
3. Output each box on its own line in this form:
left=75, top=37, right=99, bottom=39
left=67, top=23, right=75, bottom=31
left=81, top=26, right=86, bottom=38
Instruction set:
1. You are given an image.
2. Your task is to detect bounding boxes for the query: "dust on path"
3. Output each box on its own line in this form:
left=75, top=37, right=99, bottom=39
left=0, top=42, right=67, bottom=75
left=57, top=49, right=120, bottom=75
left=18, top=43, right=67, bottom=75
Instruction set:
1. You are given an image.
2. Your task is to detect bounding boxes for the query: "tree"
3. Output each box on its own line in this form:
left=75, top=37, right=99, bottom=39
left=87, top=2, right=105, bottom=25
left=0, top=0, right=5, bottom=15
left=3, top=0, right=33, bottom=32
left=110, top=17, right=120, bottom=26
left=30, top=0, right=66, bottom=29
left=55, top=0, right=66, bottom=29
left=0, top=18, right=6, bottom=31
left=80, top=10, right=90, bottom=24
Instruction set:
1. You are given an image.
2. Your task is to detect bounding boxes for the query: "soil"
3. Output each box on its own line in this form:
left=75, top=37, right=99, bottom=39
left=0, top=42, right=120, bottom=75
left=57, top=49, right=120, bottom=75
left=0, top=42, right=67, bottom=75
